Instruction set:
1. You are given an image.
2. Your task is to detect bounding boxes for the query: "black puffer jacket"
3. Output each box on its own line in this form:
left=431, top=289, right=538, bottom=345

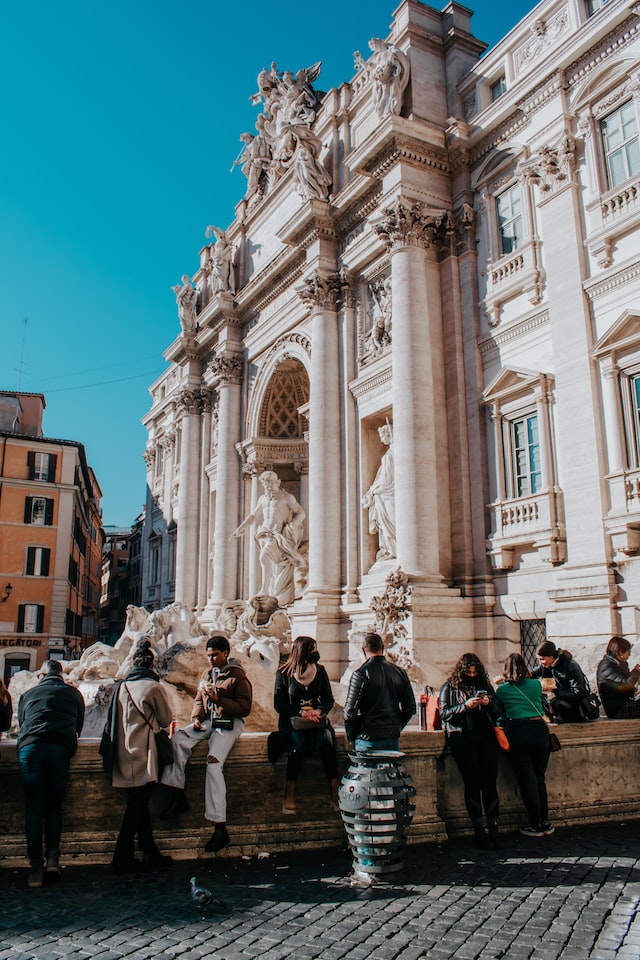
left=343, top=656, right=416, bottom=743
left=597, top=654, right=640, bottom=718
left=531, top=652, right=589, bottom=705
left=439, top=681, right=500, bottom=737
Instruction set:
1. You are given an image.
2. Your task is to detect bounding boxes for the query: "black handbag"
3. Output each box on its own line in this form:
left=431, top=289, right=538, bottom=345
left=578, top=692, right=601, bottom=721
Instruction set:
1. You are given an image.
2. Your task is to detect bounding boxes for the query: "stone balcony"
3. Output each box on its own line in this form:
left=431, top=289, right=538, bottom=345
left=2, top=723, right=640, bottom=867
left=487, top=488, right=567, bottom=570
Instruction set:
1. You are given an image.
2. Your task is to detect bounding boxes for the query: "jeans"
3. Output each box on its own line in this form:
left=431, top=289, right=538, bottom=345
left=448, top=729, right=500, bottom=825
left=506, top=719, right=551, bottom=828
left=18, top=742, right=72, bottom=865
left=287, top=726, right=337, bottom=782
left=354, top=737, right=399, bottom=752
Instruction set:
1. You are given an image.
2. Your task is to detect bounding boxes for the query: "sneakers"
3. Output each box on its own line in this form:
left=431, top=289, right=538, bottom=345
left=27, top=864, right=44, bottom=888
left=204, top=826, right=230, bottom=853
left=45, top=848, right=61, bottom=879
left=519, top=825, right=545, bottom=838
left=541, top=821, right=555, bottom=836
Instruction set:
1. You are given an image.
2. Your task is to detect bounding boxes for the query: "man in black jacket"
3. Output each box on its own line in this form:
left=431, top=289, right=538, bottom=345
left=343, top=633, right=416, bottom=750
left=532, top=640, right=590, bottom=722
left=17, top=660, right=85, bottom=888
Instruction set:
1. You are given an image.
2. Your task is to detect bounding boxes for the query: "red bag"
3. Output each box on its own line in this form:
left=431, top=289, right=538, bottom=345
left=426, top=689, right=442, bottom=731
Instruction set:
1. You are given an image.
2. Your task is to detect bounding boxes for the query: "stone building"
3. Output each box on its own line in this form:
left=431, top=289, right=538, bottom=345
left=142, top=0, right=640, bottom=682
left=0, top=392, right=103, bottom=682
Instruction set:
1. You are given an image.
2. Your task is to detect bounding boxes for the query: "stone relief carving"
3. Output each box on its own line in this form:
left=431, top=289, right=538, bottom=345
left=518, top=137, right=576, bottom=193
left=362, top=421, right=396, bottom=562
left=232, top=60, right=331, bottom=204
left=171, top=274, right=197, bottom=333
left=513, top=11, right=569, bottom=74
left=361, top=276, right=392, bottom=361
left=354, top=38, right=411, bottom=119
left=231, top=470, right=308, bottom=607
left=204, top=226, right=236, bottom=296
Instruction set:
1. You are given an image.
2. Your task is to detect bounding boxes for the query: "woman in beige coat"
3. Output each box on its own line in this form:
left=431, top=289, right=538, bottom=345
left=111, top=640, right=173, bottom=873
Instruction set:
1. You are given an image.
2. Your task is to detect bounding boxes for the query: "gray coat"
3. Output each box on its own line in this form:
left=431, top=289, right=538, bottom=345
left=112, top=678, right=172, bottom=789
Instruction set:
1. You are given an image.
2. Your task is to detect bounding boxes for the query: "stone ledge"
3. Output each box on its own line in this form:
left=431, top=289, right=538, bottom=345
left=1, top=722, right=639, bottom=866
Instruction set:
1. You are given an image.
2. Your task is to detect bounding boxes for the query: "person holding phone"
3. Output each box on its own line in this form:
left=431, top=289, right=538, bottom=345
left=439, top=653, right=502, bottom=848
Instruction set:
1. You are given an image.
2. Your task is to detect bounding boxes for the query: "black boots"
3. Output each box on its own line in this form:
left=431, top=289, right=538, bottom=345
left=160, top=788, right=190, bottom=820
left=204, top=824, right=230, bottom=853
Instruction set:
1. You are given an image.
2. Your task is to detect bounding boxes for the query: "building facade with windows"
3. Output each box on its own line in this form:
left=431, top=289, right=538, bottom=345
left=0, top=392, right=104, bottom=683
left=142, top=0, right=640, bottom=681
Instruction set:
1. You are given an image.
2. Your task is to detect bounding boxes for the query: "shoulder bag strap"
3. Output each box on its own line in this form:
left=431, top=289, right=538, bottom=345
left=124, top=682, right=155, bottom=730
left=511, top=683, right=545, bottom=718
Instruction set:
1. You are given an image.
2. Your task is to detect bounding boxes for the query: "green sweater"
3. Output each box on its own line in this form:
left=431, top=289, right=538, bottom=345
left=496, top=678, right=545, bottom=720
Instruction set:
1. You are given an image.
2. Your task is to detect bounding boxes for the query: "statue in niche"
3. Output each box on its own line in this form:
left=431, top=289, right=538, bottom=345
left=365, top=277, right=392, bottom=356
left=362, top=422, right=396, bottom=561
left=231, top=115, right=272, bottom=199
left=205, top=226, right=236, bottom=295
left=355, top=38, right=410, bottom=119
left=171, top=275, right=197, bottom=333
left=231, top=470, right=308, bottom=607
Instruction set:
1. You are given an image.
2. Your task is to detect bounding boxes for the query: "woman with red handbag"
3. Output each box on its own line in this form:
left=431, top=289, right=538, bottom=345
left=274, top=635, right=338, bottom=815
left=439, top=653, right=502, bottom=849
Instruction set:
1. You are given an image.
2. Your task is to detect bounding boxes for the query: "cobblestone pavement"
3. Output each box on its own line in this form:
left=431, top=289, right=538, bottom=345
left=2, top=821, right=640, bottom=960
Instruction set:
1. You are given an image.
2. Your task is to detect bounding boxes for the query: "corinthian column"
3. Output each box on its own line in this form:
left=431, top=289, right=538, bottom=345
left=175, top=388, right=203, bottom=607
left=210, top=352, right=244, bottom=605
left=375, top=198, right=451, bottom=582
left=298, top=272, right=343, bottom=596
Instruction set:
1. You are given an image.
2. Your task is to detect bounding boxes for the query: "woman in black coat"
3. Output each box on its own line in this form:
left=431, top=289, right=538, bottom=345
left=439, top=653, right=502, bottom=848
left=274, top=635, right=338, bottom=815
left=597, top=636, right=640, bottom=718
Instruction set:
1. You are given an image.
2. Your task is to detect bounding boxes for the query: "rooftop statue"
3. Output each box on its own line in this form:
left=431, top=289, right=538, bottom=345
left=231, top=114, right=272, bottom=200
left=204, top=226, right=236, bottom=296
left=354, top=38, right=410, bottom=119
left=171, top=275, right=197, bottom=333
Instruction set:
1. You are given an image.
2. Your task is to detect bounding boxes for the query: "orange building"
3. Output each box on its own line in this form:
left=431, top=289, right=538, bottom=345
left=0, top=392, right=104, bottom=683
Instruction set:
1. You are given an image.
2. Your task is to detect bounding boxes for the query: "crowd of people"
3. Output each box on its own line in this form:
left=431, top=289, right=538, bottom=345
left=5, top=630, right=640, bottom=888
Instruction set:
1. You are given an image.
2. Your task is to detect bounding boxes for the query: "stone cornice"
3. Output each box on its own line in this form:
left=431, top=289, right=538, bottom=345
left=277, top=198, right=337, bottom=250
left=237, top=254, right=307, bottom=326
left=478, top=309, right=550, bottom=355
left=566, top=13, right=640, bottom=92
left=349, top=359, right=392, bottom=401
left=347, top=115, right=448, bottom=182
left=583, top=257, right=640, bottom=302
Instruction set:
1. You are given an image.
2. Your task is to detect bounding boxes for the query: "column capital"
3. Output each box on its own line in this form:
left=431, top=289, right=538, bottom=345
left=374, top=198, right=447, bottom=252
left=208, top=353, right=244, bottom=386
left=517, top=136, right=577, bottom=194
left=176, top=387, right=204, bottom=416
left=297, top=270, right=343, bottom=312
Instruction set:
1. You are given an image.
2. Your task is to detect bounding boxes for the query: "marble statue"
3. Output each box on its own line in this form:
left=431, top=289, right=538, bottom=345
left=231, top=471, right=308, bottom=607
left=366, top=277, right=392, bottom=356
left=249, top=61, right=322, bottom=168
left=232, top=115, right=272, bottom=199
left=213, top=594, right=292, bottom=671
left=355, top=38, right=410, bottom=119
left=205, top=226, right=235, bottom=295
left=171, top=275, right=197, bottom=333
left=362, top=422, right=396, bottom=560
left=289, top=127, right=332, bottom=202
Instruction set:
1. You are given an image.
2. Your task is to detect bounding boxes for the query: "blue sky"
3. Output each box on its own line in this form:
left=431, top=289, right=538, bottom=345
left=0, top=0, right=536, bottom=526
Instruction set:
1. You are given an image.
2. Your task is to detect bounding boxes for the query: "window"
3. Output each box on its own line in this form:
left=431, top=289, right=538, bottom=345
left=27, top=451, right=57, bottom=482
left=601, top=101, right=640, bottom=189
left=17, top=603, right=44, bottom=633
left=25, top=546, right=51, bottom=576
left=150, top=543, right=161, bottom=585
left=586, top=0, right=608, bottom=16
left=511, top=414, right=541, bottom=497
left=24, top=496, right=54, bottom=525
left=496, top=185, right=522, bottom=255
left=520, top=620, right=547, bottom=672
left=155, top=444, right=164, bottom=478
left=490, top=75, right=506, bottom=102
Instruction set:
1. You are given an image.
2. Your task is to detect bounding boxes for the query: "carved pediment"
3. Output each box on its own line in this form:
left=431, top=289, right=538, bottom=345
left=592, top=311, right=640, bottom=360
left=483, top=366, right=543, bottom=403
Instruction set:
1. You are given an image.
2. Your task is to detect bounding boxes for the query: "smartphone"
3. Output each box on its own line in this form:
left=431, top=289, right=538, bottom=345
left=476, top=690, right=487, bottom=697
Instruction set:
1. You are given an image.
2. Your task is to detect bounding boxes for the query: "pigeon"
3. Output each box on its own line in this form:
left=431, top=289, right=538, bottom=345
left=189, top=876, right=228, bottom=911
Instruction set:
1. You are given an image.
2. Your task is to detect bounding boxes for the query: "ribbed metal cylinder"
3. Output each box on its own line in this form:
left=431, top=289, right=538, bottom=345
left=338, top=750, right=416, bottom=881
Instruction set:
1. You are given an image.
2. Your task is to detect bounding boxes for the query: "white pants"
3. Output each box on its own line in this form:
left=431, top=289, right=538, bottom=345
left=161, top=718, right=243, bottom=823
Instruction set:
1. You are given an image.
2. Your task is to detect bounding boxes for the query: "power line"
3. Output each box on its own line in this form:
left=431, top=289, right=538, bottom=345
left=45, top=371, right=162, bottom=393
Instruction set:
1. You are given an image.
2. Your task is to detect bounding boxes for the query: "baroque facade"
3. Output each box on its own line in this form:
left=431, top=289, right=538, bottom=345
left=142, top=0, right=640, bottom=682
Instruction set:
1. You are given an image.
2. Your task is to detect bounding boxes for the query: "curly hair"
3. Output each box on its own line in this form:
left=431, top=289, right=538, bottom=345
left=447, top=652, right=491, bottom=690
